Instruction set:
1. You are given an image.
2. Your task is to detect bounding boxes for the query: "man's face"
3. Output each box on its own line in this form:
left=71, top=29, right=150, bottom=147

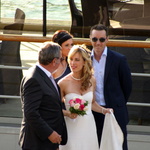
left=90, top=29, right=108, bottom=54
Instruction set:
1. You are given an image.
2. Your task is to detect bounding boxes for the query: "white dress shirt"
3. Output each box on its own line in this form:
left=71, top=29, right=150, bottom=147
left=91, top=47, right=107, bottom=106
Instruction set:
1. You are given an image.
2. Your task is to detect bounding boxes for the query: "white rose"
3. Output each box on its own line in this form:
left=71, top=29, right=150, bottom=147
left=74, top=103, right=80, bottom=110
left=83, top=106, right=88, bottom=111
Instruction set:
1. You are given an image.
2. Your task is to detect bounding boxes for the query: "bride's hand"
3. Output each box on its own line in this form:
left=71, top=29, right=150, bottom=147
left=102, top=108, right=113, bottom=115
left=67, top=111, right=78, bottom=119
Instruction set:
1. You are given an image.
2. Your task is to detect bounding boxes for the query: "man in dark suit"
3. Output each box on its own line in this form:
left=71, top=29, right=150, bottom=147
left=90, top=24, right=132, bottom=150
left=19, top=42, right=67, bottom=150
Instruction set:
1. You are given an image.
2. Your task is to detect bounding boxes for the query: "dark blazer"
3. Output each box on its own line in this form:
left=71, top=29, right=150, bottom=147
left=104, top=49, right=132, bottom=130
left=19, top=66, right=67, bottom=150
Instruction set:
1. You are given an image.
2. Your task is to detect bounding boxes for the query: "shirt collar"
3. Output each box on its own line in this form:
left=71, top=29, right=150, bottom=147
left=36, top=62, right=52, bottom=78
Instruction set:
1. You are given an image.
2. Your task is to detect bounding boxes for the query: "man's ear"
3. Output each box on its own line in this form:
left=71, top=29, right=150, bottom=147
left=89, top=35, right=92, bottom=41
left=106, top=36, right=109, bottom=42
left=52, top=58, right=56, bottom=66
left=89, top=35, right=91, bottom=39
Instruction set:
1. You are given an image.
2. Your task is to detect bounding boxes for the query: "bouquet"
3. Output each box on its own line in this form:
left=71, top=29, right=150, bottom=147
left=69, top=97, right=88, bottom=116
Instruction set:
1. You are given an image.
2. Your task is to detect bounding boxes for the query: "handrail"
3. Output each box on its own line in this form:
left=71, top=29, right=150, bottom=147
left=128, top=102, right=150, bottom=107
left=131, top=73, right=150, bottom=77
left=0, top=34, right=150, bottom=108
left=0, top=95, right=20, bottom=99
left=1, top=34, right=150, bottom=48
left=0, top=65, right=29, bottom=70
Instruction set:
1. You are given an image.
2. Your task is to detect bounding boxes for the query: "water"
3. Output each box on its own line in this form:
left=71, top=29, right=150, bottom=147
left=1, top=0, right=81, bottom=21
left=1, top=0, right=144, bottom=21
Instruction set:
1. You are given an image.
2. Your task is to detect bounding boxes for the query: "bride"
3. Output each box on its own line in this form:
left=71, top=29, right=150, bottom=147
left=58, top=45, right=112, bottom=150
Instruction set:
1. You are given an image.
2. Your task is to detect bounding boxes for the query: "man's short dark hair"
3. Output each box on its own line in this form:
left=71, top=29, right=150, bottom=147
left=38, top=41, right=61, bottom=65
left=90, top=24, right=108, bottom=36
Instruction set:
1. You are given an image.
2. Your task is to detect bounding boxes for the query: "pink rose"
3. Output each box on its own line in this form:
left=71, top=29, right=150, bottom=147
left=69, top=99, right=75, bottom=107
left=75, top=98, right=82, bottom=104
left=79, top=104, right=84, bottom=110
left=81, top=99, right=86, bottom=104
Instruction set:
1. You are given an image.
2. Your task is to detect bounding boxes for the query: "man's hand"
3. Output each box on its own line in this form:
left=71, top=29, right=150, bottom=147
left=48, top=131, right=62, bottom=144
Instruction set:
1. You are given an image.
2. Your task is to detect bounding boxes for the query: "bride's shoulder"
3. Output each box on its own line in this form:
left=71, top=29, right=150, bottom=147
left=58, top=74, right=72, bottom=86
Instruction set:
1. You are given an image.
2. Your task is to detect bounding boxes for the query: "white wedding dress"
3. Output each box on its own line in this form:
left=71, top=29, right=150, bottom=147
left=59, top=91, right=99, bottom=150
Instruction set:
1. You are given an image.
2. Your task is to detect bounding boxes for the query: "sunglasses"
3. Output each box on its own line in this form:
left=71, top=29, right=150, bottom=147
left=91, top=37, right=106, bottom=42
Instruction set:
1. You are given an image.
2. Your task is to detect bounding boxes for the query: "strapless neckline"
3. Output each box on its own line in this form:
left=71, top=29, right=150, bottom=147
left=65, top=91, right=93, bottom=97
left=64, top=91, right=93, bottom=113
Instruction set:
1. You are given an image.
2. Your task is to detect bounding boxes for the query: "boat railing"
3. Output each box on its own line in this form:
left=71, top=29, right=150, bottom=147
left=1, top=34, right=150, bottom=48
left=0, top=34, right=150, bottom=108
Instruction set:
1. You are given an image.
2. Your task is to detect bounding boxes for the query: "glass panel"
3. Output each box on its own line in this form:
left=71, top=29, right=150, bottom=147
left=0, top=0, right=149, bottom=126
left=0, top=42, right=41, bottom=118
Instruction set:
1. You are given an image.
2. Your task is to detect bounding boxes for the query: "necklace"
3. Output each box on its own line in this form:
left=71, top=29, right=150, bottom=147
left=71, top=74, right=82, bottom=81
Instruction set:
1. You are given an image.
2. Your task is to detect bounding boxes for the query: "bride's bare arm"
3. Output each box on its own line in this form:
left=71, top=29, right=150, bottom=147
left=92, top=101, right=112, bottom=115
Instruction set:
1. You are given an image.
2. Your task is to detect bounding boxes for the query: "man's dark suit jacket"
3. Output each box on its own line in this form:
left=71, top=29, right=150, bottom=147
left=104, top=49, right=132, bottom=130
left=19, top=66, right=67, bottom=150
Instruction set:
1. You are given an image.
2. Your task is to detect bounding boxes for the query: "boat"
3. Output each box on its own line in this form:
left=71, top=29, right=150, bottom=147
left=0, top=1, right=150, bottom=150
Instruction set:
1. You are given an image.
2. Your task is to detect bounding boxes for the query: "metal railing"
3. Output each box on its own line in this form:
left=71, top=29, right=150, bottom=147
left=1, top=34, right=150, bottom=48
left=0, top=34, right=150, bottom=107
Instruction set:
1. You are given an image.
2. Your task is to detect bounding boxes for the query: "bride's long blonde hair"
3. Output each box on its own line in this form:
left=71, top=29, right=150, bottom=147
left=68, top=44, right=93, bottom=91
